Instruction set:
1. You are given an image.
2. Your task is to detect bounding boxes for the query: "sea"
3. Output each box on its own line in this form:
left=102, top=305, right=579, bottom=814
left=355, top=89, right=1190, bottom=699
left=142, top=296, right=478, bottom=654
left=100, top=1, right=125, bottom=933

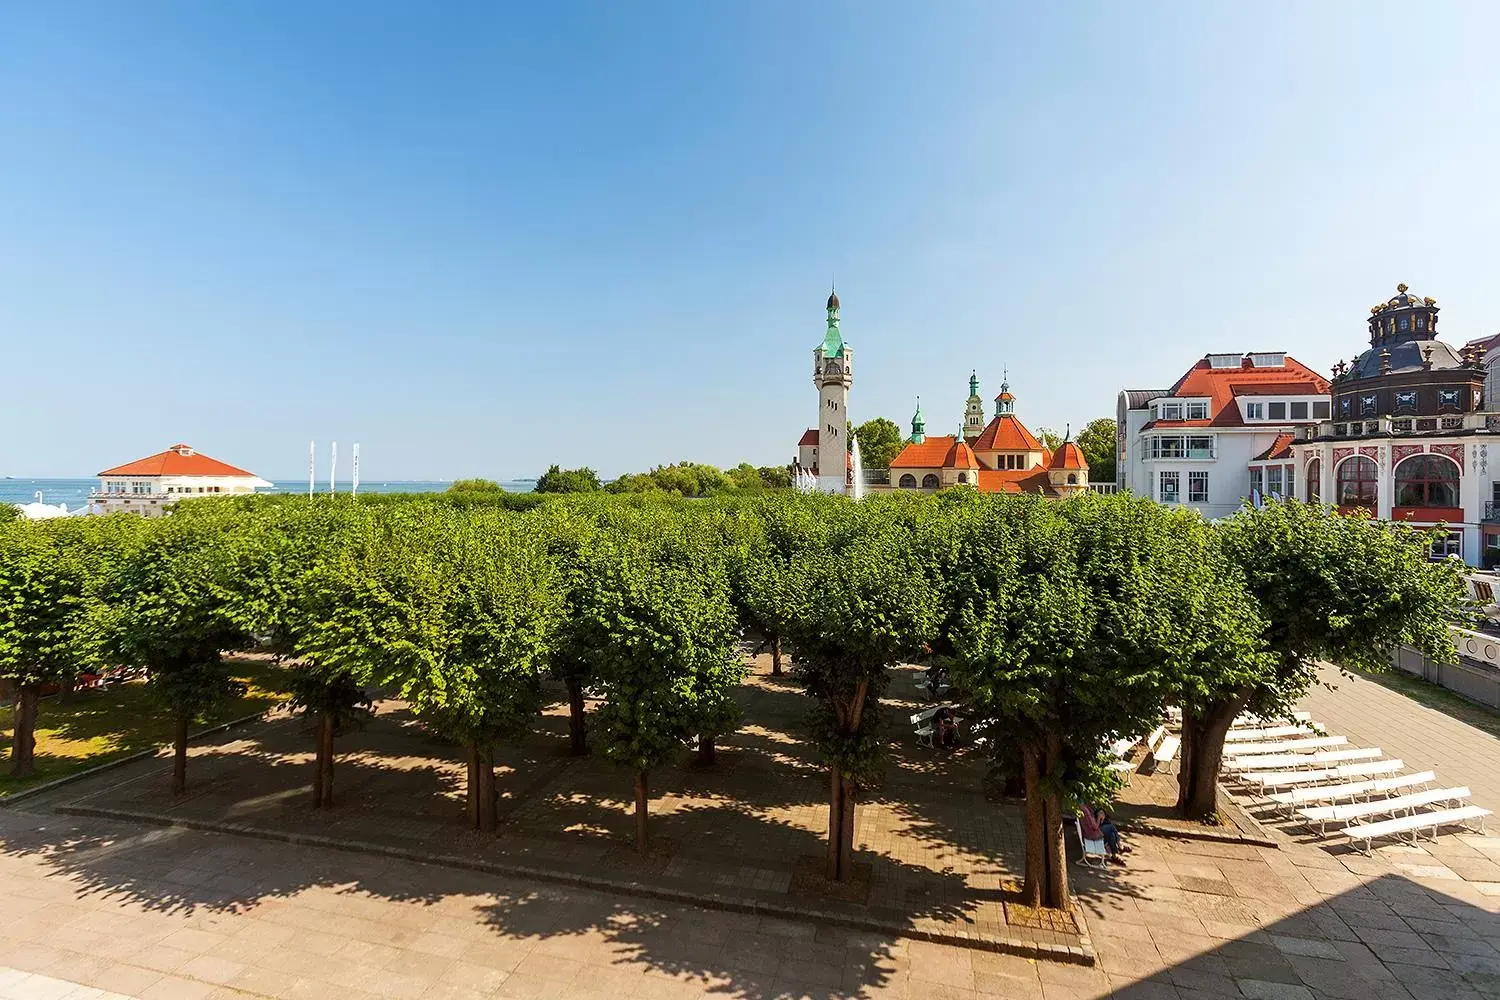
left=2, top=478, right=536, bottom=510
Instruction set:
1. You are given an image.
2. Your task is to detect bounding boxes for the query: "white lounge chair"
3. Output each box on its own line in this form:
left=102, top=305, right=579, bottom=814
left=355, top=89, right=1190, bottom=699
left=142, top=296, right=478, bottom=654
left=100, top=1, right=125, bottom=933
left=1224, top=724, right=1317, bottom=742
left=1267, top=770, right=1436, bottom=817
left=1243, top=758, right=1403, bottom=795
left=1298, top=786, right=1472, bottom=837
left=1222, top=735, right=1347, bottom=757
left=1225, top=747, right=1381, bottom=771
left=1345, top=805, right=1492, bottom=853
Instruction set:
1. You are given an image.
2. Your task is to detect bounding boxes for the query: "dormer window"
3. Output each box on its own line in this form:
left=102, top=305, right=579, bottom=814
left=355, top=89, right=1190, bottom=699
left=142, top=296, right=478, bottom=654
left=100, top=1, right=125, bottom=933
left=1161, top=403, right=1183, bottom=421
left=1186, top=402, right=1208, bottom=420
left=1245, top=402, right=1264, bottom=420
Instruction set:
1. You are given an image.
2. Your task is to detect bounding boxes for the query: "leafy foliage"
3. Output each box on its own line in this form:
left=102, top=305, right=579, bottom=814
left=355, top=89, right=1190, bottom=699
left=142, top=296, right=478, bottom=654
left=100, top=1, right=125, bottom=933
left=536, top=464, right=602, bottom=494
left=448, top=478, right=505, bottom=493
left=852, top=417, right=906, bottom=470
left=1075, top=417, right=1117, bottom=484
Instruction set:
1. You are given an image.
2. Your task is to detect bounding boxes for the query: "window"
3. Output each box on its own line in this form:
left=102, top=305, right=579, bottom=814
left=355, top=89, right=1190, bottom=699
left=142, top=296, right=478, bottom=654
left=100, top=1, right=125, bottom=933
left=1159, top=471, right=1180, bottom=503
left=1336, top=456, right=1378, bottom=508
left=1417, top=315, right=1427, bottom=330
left=1250, top=353, right=1287, bottom=368
left=1361, top=395, right=1377, bottom=417
left=1430, top=531, right=1462, bottom=561
left=957, top=472, right=968, bottom=484
left=1208, top=354, right=1241, bottom=369
left=1285, top=464, right=1295, bottom=499
left=1289, top=401, right=1308, bottom=420
left=1394, top=455, right=1459, bottom=508
left=1186, top=402, right=1209, bottom=420
left=1249, top=468, right=1264, bottom=497
left=1067, top=473, right=1077, bottom=485
left=1161, top=403, right=1183, bottom=421
left=1266, top=465, right=1283, bottom=497
left=1307, top=459, right=1321, bottom=502
left=898, top=474, right=917, bottom=488
left=1147, top=435, right=1214, bottom=459
left=1439, top=389, right=1461, bottom=411
left=1268, top=402, right=1287, bottom=420
left=1186, top=436, right=1213, bottom=458
left=1338, top=398, right=1351, bottom=417
left=1188, top=471, right=1208, bottom=503
left=1245, top=402, right=1264, bottom=420
left=921, top=474, right=939, bottom=489
left=1313, top=402, right=1330, bottom=419
left=1399, top=317, right=1409, bottom=331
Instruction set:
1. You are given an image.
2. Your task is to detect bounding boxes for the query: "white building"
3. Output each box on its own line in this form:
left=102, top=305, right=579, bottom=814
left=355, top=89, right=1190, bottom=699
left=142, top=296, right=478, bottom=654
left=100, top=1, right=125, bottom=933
left=91, top=443, right=272, bottom=516
left=1118, top=353, right=1331, bottom=519
left=794, top=290, right=854, bottom=494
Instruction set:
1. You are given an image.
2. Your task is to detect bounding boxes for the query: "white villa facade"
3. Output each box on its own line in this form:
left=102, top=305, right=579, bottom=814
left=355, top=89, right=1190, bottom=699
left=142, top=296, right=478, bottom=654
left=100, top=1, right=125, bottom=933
left=91, top=443, right=272, bottom=516
left=1118, top=352, right=1331, bottom=519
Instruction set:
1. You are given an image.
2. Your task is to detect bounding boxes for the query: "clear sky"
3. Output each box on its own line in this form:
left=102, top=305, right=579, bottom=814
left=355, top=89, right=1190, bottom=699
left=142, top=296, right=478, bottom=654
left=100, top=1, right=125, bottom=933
left=4, top=2, right=1499, bottom=480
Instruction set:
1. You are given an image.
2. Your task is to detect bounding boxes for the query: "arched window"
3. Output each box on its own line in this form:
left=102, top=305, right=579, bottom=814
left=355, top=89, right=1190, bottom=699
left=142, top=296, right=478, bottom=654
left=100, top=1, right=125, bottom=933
left=1067, top=473, right=1077, bottom=485
left=1336, top=456, right=1378, bottom=508
left=1306, top=459, right=1321, bottom=503
left=898, top=473, right=917, bottom=489
left=921, top=474, right=939, bottom=489
left=1395, top=455, right=1459, bottom=508
left=957, top=472, right=968, bottom=484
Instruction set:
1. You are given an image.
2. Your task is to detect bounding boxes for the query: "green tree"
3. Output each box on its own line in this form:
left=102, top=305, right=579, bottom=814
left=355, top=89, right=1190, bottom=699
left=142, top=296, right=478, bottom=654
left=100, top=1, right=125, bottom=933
left=757, top=466, right=792, bottom=490
left=106, top=516, right=249, bottom=794
left=570, top=510, right=741, bottom=855
left=1076, top=418, right=1117, bottom=484
left=1035, top=427, right=1065, bottom=451
left=779, top=496, right=939, bottom=881
left=934, top=492, right=1260, bottom=908
left=1175, top=501, right=1468, bottom=818
left=0, top=519, right=132, bottom=775
left=536, top=465, right=602, bottom=494
left=448, top=478, right=505, bottom=493
left=853, top=417, right=906, bottom=470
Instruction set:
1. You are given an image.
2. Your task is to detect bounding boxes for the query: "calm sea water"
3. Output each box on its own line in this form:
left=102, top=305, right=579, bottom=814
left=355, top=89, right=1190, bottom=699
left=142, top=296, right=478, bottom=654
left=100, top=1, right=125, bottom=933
left=2, top=478, right=535, bottom=510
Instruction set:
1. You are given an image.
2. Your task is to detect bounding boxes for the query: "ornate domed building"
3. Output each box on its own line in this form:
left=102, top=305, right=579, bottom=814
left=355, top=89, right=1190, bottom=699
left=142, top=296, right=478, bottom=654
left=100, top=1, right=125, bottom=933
left=1294, top=284, right=1496, bottom=564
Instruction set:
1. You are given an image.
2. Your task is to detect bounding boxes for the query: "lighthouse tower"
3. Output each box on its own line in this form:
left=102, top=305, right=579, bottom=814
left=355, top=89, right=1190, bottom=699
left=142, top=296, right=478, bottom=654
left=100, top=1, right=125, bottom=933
left=813, top=290, right=854, bottom=494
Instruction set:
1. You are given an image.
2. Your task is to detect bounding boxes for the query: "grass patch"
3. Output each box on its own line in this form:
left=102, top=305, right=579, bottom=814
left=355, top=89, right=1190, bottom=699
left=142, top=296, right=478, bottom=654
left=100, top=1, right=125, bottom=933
left=0, top=656, right=293, bottom=798
left=1353, top=667, right=1500, bottom=741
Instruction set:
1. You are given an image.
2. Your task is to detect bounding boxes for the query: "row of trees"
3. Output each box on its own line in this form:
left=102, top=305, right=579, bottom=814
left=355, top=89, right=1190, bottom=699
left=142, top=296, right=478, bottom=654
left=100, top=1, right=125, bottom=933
left=533, top=462, right=792, bottom=497
left=0, top=491, right=1465, bottom=910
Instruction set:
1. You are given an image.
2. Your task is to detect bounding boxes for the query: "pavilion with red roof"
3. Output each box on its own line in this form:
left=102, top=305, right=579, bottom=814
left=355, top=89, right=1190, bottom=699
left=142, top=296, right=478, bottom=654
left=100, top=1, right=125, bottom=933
left=91, top=443, right=272, bottom=516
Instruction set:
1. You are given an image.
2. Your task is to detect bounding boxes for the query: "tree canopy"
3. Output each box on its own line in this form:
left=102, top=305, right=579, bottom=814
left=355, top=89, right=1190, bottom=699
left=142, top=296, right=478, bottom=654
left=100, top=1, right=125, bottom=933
left=1075, top=417, right=1117, bottom=484
left=536, top=465, right=602, bottom=494
left=853, top=417, right=906, bottom=470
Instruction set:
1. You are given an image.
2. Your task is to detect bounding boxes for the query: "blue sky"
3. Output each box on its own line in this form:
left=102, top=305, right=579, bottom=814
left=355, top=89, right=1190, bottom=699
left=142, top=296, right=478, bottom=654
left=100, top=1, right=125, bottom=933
left=4, top=2, right=1500, bottom=480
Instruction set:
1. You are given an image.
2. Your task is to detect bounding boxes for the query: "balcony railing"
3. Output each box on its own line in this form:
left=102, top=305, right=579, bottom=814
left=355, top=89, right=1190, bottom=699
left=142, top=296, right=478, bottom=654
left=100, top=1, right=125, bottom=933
left=1485, top=502, right=1500, bottom=524
left=1087, top=483, right=1121, bottom=495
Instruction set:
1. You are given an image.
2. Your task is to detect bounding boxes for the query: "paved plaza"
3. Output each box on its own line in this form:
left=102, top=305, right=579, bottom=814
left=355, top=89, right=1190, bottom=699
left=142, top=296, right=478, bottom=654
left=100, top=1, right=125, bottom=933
left=0, top=660, right=1498, bottom=999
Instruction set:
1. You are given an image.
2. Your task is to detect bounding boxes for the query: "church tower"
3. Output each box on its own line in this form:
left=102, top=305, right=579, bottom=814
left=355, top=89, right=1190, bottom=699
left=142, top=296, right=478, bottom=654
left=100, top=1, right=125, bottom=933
left=963, top=370, right=985, bottom=442
left=813, top=290, right=854, bottom=493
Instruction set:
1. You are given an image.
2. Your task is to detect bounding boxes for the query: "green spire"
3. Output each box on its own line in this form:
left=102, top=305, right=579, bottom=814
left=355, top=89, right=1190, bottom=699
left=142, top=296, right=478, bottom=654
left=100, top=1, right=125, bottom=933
left=820, top=291, right=845, bottom=358
left=969, top=370, right=979, bottom=398
left=910, top=396, right=925, bottom=444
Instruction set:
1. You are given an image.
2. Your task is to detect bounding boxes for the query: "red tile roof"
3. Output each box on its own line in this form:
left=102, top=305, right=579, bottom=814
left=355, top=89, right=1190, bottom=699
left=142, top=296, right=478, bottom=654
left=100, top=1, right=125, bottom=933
left=975, top=468, right=1057, bottom=495
left=971, top=414, right=1043, bottom=452
left=1049, top=441, right=1088, bottom=471
left=1254, top=433, right=1296, bottom=461
left=798, top=429, right=819, bottom=447
left=98, top=444, right=258, bottom=478
left=1165, top=355, right=1330, bottom=428
left=891, top=435, right=980, bottom=470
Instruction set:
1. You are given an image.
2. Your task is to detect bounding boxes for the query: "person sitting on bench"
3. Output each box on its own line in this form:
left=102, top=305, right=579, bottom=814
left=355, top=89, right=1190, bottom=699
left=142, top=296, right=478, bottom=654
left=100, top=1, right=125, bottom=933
left=934, top=706, right=958, bottom=749
left=1081, top=804, right=1125, bottom=863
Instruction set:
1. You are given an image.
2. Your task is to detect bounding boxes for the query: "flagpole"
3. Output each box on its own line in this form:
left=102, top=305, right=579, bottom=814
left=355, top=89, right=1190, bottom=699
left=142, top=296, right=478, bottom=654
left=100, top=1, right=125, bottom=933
left=330, top=442, right=337, bottom=496
left=352, top=444, right=360, bottom=496
left=308, top=441, right=315, bottom=500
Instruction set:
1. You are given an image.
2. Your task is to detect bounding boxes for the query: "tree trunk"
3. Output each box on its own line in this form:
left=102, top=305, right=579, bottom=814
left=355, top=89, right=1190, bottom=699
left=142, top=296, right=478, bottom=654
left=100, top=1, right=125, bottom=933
left=697, top=734, right=715, bottom=766
left=465, top=746, right=480, bottom=828
left=58, top=675, right=75, bottom=705
left=1019, top=737, right=1070, bottom=910
left=171, top=713, right=189, bottom=795
left=633, top=769, right=650, bottom=856
left=9, top=686, right=39, bottom=777
left=838, top=774, right=857, bottom=877
left=1177, top=694, right=1248, bottom=820
left=313, top=710, right=335, bottom=808
left=826, top=764, right=845, bottom=881
left=473, top=744, right=498, bottom=833
left=565, top=674, right=588, bottom=755
left=771, top=636, right=783, bottom=677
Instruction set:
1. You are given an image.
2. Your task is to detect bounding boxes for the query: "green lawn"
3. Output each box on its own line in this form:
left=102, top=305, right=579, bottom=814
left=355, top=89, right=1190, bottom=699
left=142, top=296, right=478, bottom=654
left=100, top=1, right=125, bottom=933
left=1355, top=667, right=1500, bottom=741
left=0, top=657, right=293, bottom=798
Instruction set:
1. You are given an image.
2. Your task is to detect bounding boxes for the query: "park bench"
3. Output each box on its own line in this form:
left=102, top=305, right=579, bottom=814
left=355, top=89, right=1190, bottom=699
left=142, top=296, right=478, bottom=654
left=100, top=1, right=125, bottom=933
left=1267, top=770, right=1436, bottom=818
left=1224, top=724, right=1317, bottom=742
left=1344, top=804, right=1492, bottom=853
left=1232, top=710, right=1312, bottom=727
left=1224, top=746, right=1381, bottom=772
left=1242, top=758, right=1403, bottom=795
left=1073, top=814, right=1109, bottom=868
left=1298, top=786, right=1473, bottom=836
left=911, top=705, right=958, bottom=749
left=1106, top=736, right=1137, bottom=773
left=1146, top=725, right=1180, bottom=773
left=1221, top=735, right=1348, bottom=757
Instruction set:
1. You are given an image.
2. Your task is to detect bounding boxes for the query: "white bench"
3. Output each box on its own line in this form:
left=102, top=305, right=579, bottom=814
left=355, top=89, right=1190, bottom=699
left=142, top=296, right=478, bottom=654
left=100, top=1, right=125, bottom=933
left=1233, top=710, right=1312, bottom=727
left=1345, top=805, right=1492, bottom=853
left=1224, top=724, right=1317, bottom=742
left=1242, top=758, right=1403, bottom=795
left=1073, top=815, right=1109, bottom=868
left=1298, top=786, right=1472, bottom=836
left=911, top=706, right=958, bottom=749
left=1268, top=770, right=1436, bottom=817
left=1106, top=737, right=1137, bottom=772
left=1225, top=747, right=1381, bottom=772
left=1222, top=735, right=1347, bottom=757
left=1147, top=726, right=1180, bottom=772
